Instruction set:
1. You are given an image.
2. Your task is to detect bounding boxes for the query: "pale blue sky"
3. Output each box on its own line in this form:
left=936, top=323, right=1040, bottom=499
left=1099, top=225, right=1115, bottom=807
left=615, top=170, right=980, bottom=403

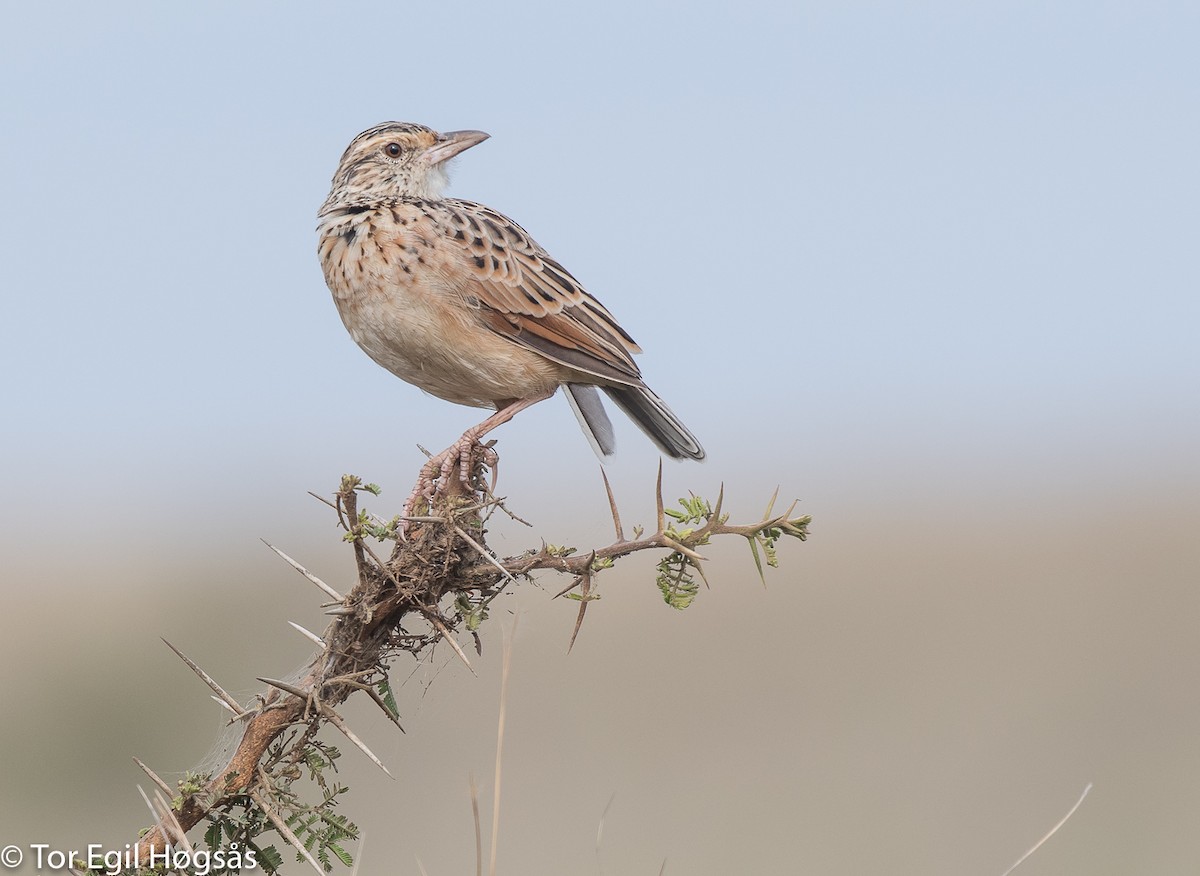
left=2, top=2, right=1196, bottom=507
left=2, top=3, right=1198, bottom=873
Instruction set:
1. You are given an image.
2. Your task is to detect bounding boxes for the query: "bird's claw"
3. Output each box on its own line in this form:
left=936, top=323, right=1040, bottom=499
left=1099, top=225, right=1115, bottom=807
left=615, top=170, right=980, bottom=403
left=401, top=436, right=496, bottom=537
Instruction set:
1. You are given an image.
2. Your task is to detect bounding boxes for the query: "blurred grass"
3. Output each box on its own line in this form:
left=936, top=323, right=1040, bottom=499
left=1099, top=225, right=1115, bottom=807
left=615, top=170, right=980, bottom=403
left=1, top=452, right=1197, bottom=873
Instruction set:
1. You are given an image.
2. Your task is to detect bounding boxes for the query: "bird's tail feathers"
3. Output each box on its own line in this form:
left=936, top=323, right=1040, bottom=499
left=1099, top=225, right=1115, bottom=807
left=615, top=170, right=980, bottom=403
left=603, top=385, right=705, bottom=461
left=564, top=383, right=616, bottom=458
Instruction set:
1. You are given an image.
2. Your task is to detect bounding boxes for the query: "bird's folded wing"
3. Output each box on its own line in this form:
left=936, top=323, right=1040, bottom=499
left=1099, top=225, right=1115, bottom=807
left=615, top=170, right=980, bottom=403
left=442, top=199, right=645, bottom=386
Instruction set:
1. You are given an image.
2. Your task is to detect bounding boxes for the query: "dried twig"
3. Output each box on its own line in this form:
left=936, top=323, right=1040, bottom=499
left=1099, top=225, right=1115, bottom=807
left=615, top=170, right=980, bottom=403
left=470, top=773, right=483, bottom=876
left=1000, top=783, right=1093, bottom=876
left=489, top=616, right=517, bottom=876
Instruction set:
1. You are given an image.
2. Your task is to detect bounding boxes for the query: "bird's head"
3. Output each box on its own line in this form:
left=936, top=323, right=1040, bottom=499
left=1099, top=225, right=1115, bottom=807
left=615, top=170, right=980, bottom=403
left=322, top=122, right=489, bottom=207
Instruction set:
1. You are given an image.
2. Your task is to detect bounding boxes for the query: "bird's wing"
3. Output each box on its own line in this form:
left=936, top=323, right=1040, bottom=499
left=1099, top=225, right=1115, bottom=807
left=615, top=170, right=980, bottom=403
left=439, top=199, right=644, bottom=386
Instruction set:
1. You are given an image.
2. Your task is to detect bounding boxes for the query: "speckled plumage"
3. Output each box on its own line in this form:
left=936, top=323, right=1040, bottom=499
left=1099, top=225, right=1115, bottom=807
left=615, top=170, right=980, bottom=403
left=317, top=122, right=704, bottom=461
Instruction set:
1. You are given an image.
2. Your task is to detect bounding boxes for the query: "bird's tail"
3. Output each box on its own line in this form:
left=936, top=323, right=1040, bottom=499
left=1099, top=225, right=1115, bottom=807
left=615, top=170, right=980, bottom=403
left=564, top=383, right=617, bottom=457
left=603, top=384, right=705, bottom=461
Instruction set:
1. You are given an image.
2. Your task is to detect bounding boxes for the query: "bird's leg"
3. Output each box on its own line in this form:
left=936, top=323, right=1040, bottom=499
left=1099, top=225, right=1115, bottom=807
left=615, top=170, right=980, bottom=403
left=402, top=389, right=556, bottom=529
left=445, top=391, right=555, bottom=485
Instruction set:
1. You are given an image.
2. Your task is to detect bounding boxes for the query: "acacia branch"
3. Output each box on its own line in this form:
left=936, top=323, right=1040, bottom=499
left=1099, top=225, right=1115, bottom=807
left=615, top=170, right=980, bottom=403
left=133, top=444, right=809, bottom=859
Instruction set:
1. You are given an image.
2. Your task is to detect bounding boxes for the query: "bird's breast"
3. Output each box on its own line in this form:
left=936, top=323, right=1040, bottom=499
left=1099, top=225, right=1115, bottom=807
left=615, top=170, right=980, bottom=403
left=317, top=205, right=562, bottom=408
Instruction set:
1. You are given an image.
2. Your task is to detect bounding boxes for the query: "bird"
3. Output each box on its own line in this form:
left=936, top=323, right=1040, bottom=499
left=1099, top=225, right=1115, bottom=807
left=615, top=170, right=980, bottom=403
left=317, top=122, right=704, bottom=503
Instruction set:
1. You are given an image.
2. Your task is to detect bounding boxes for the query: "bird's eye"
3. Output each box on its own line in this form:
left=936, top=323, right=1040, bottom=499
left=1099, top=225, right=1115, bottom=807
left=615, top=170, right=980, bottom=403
left=384, top=142, right=403, bottom=157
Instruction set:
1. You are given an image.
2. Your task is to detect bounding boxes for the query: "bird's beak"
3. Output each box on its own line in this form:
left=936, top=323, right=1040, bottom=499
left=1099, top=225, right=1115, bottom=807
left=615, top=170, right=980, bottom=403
left=424, top=129, right=490, bottom=165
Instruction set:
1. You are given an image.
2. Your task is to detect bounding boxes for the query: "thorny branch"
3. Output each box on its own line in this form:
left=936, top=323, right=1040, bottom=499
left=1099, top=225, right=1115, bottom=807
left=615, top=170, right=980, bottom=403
left=133, top=441, right=810, bottom=868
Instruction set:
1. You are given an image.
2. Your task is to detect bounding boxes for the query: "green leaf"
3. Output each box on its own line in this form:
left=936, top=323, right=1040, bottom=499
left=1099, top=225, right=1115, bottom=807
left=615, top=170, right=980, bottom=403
left=256, top=844, right=284, bottom=873
left=655, top=551, right=700, bottom=609
left=329, top=842, right=354, bottom=867
left=377, top=679, right=399, bottom=720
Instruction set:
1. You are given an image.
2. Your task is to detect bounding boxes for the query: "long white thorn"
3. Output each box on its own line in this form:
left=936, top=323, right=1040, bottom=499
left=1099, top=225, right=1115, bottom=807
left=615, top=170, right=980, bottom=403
left=288, top=621, right=327, bottom=648
left=261, top=539, right=344, bottom=601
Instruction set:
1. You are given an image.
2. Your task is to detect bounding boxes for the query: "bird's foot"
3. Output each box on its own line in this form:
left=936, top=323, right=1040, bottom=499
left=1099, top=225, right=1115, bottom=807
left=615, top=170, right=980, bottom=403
left=401, top=436, right=498, bottom=537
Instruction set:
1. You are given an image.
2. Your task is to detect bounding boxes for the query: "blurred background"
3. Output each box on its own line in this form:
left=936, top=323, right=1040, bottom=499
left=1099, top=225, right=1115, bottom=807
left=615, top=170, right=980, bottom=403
left=1, top=2, right=1198, bottom=873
